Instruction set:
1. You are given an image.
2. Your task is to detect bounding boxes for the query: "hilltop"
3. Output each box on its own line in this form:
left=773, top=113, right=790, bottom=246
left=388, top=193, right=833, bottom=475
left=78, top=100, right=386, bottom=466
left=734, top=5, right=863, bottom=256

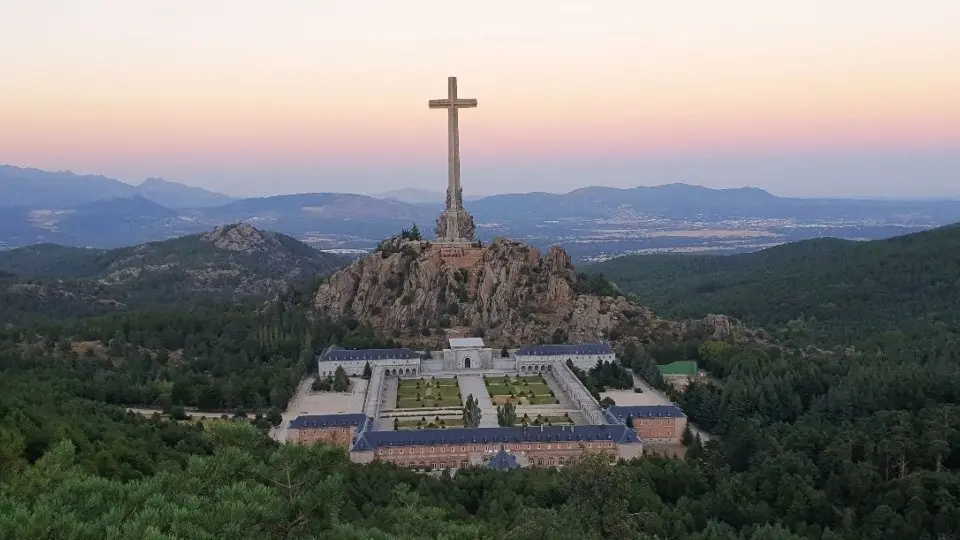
left=312, top=235, right=746, bottom=347
left=584, top=224, right=960, bottom=346
left=0, top=223, right=348, bottom=322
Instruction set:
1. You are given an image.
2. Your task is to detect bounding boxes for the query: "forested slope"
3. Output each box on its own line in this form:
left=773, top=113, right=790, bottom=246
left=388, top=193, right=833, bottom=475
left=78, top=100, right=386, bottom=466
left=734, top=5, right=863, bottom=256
left=584, top=224, right=960, bottom=346
left=3, top=226, right=960, bottom=537
left=0, top=223, right=348, bottom=324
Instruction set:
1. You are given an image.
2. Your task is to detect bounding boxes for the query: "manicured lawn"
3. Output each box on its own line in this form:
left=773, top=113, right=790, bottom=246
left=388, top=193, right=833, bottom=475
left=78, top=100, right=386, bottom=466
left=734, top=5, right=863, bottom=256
left=396, top=378, right=463, bottom=409
left=484, top=375, right=558, bottom=406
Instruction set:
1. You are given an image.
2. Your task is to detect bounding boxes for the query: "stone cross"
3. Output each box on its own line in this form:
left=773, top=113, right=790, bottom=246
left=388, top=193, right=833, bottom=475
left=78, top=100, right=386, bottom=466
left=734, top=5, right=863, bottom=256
left=429, top=76, right=477, bottom=241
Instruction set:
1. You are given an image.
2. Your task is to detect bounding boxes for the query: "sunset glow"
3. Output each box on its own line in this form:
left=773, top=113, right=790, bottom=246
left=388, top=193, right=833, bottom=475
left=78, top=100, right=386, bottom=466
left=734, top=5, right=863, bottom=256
left=1, top=0, right=958, bottom=196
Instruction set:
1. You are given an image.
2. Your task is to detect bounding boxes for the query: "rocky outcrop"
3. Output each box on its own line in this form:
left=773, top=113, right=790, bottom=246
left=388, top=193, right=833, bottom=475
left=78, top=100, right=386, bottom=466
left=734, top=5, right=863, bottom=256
left=312, top=237, right=741, bottom=347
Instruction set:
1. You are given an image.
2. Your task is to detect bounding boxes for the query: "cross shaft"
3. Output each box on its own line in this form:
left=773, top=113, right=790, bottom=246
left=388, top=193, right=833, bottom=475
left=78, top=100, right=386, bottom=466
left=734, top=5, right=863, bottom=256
left=429, top=77, right=477, bottom=214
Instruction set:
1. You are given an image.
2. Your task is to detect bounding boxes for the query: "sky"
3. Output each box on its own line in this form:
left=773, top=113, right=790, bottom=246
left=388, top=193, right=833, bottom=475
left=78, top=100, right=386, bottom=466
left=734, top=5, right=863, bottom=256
left=1, top=0, right=958, bottom=199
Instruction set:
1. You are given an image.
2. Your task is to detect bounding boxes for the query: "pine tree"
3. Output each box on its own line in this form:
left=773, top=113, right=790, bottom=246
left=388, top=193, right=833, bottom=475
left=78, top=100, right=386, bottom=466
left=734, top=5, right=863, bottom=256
left=362, top=361, right=372, bottom=380
left=462, top=394, right=482, bottom=428
left=681, top=424, right=695, bottom=446
left=332, top=366, right=349, bottom=392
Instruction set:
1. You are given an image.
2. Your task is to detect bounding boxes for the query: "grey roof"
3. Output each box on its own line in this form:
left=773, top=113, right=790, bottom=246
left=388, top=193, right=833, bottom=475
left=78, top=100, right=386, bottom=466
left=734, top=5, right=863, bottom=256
left=606, top=405, right=686, bottom=424
left=449, top=337, right=485, bottom=348
left=351, top=424, right=640, bottom=452
left=515, top=343, right=614, bottom=356
left=319, top=345, right=419, bottom=362
left=487, top=448, right=521, bottom=470
left=288, top=414, right=373, bottom=429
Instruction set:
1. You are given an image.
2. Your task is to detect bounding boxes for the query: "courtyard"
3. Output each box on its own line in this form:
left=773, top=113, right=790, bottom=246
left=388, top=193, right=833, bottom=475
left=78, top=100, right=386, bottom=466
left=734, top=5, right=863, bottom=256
left=483, top=374, right=559, bottom=406
left=396, top=377, right=463, bottom=409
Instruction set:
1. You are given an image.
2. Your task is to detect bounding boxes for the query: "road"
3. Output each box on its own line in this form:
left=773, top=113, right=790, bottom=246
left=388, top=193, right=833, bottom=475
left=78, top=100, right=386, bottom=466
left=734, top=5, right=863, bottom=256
left=126, top=407, right=229, bottom=419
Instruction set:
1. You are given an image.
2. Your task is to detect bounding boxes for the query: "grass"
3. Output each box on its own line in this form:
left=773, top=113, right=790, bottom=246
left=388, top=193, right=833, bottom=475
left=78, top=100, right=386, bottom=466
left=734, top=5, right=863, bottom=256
left=484, top=375, right=558, bottom=406
left=396, top=378, right=463, bottom=409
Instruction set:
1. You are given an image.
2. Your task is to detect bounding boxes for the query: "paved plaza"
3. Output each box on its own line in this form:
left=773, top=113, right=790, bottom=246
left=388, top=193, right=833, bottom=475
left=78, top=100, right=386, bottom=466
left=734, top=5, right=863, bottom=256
left=457, top=374, right=498, bottom=427
left=272, top=377, right=367, bottom=442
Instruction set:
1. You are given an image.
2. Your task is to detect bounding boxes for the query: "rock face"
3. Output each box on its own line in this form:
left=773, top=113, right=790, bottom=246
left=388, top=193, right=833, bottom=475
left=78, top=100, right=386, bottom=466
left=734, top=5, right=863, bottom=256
left=312, top=236, right=716, bottom=346
left=200, top=223, right=282, bottom=253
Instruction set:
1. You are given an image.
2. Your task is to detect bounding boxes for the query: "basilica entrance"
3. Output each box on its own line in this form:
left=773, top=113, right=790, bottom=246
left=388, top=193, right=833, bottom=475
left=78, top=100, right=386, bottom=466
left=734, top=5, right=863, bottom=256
left=464, top=357, right=471, bottom=369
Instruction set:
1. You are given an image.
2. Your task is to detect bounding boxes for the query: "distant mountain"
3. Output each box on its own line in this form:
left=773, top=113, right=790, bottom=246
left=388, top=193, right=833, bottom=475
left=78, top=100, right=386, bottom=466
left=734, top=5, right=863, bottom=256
left=375, top=188, right=446, bottom=204
left=136, top=177, right=235, bottom=208
left=193, top=192, right=434, bottom=241
left=0, top=165, right=234, bottom=209
left=15, top=196, right=181, bottom=248
left=374, top=188, right=485, bottom=205
left=0, top=223, right=349, bottom=323
left=0, top=165, right=136, bottom=208
left=0, top=190, right=433, bottom=249
left=582, top=223, right=960, bottom=347
left=6, top=165, right=960, bottom=259
left=467, top=183, right=960, bottom=222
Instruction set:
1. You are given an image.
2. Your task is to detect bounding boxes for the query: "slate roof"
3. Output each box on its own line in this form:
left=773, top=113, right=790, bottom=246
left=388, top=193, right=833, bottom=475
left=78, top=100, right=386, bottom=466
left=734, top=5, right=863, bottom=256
left=515, top=343, right=614, bottom=356
left=351, top=424, right=640, bottom=452
left=319, top=345, right=419, bottom=362
left=487, top=448, right=521, bottom=470
left=449, top=337, right=485, bottom=348
left=287, top=414, right=373, bottom=429
left=606, top=405, right=687, bottom=425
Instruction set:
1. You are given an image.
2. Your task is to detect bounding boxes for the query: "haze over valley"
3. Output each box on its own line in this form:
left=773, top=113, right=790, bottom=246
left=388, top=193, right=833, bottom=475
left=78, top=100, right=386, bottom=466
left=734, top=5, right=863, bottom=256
left=3, top=165, right=959, bottom=261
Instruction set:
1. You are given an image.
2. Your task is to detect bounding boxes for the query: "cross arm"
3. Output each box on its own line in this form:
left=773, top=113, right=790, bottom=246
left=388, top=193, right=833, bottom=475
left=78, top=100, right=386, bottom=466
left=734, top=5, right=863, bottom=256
left=429, top=98, right=478, bottom=109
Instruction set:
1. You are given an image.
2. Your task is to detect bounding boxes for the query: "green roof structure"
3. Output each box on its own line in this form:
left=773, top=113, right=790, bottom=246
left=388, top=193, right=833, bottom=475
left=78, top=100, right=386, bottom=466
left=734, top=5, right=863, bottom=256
left=657, top=361, right=698, bottom=377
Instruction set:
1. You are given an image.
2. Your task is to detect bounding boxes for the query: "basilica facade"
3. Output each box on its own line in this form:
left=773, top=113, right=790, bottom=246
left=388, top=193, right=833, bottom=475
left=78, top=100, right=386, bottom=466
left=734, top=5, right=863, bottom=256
left=318, top=338, right=614, bottom=377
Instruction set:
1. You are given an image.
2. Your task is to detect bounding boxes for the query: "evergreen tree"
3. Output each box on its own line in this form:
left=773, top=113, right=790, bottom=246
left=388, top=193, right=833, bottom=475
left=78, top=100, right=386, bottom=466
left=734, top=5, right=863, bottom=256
left=265, top=407, right=283, bottom=427
left=681, top=424, right=695, bottom=446
left=361, top=361, right=372, bottom=380
left=332, top=366, right=350, bottom=392
left=462, top=394, right=482, bottom=428
left=496, top=402, right=517, bottom=427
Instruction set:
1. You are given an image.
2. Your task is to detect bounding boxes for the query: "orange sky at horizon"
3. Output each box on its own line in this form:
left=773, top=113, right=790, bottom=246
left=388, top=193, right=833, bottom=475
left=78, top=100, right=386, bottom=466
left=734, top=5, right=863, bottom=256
left=1, top=0, right=958, bottom=195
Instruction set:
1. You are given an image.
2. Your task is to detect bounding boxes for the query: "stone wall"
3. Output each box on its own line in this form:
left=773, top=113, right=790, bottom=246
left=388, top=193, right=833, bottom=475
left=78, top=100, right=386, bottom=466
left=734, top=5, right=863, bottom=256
left=288, top=426, right=355, bottom=449
left=630, top=416, right=687, bottom=445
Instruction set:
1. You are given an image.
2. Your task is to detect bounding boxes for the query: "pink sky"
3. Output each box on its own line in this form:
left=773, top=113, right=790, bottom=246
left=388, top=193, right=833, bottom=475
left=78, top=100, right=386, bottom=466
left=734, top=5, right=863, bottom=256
left=1, top=0, right=958, bottom=197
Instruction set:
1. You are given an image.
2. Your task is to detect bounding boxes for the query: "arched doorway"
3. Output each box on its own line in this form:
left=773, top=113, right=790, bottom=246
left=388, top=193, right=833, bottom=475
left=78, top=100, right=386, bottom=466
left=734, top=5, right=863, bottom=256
left=464, top=357, right=471, bottom=369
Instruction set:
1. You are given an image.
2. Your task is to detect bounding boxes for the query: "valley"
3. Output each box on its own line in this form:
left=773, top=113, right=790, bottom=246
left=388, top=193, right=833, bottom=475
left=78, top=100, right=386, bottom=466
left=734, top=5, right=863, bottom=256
left=3, top=165, right=959, bottom=260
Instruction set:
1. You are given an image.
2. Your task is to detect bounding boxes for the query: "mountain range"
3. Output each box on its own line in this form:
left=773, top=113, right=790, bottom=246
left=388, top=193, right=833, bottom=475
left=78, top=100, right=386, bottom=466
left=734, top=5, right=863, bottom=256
left=0, top=166, right=235, bottom=209
left=4, top=164, right=960, bottom=259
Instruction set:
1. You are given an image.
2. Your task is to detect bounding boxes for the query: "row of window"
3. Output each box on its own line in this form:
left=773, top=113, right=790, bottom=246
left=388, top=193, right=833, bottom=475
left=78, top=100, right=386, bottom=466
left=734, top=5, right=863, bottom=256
left=385, top=456, right=570, bottom=469
left=378, top=442, right=615, bottom=455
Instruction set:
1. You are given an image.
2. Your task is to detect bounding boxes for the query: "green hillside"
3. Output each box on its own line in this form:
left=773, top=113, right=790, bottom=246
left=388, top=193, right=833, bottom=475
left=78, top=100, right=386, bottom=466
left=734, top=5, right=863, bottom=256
left=0, top=224, right=348, bottom=323
left=583, top=225, right=960, bottom=346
